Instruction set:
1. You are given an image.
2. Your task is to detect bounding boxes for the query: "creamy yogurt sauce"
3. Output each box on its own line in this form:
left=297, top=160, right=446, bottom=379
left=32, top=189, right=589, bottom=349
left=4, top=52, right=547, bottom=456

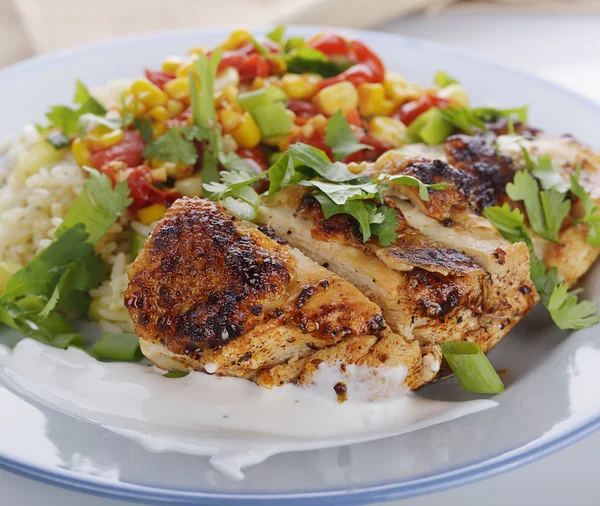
left=0, top=339, right=496, bottom=480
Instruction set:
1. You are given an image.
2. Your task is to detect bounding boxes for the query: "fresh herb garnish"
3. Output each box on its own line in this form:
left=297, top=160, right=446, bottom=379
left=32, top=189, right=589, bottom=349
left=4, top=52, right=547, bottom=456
left=45, top=131, right=71, bottom=150
left=266, top=25, right=286, bottom=45
left=45, top=81, right=107, bottom=137
left=379, top=174, right=449, bottom=201
left=570, top=165, right=600, bottom=247
left=325, top=110, right=371, bottom=161
left=484, top=203, right=600, bottom=329
left=143, top=126, right=202, bottom=165
left=505, top=170, right=571, bottom=242
left=0, top=169, right=131, bottom=345
left=285, top=47, right=352, bottom=77
left=440, top=342, right=504, bottom=394
left=434, top=70, right=459, bottom=88
left=191, top=50, right=223, bottom=195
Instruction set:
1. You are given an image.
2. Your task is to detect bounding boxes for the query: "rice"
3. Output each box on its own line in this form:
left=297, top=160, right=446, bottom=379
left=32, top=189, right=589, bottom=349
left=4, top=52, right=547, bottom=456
left=0, top=79, right=143, bottom=333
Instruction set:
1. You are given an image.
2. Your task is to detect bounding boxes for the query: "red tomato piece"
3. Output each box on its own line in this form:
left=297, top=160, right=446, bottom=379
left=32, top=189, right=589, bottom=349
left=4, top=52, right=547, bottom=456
left=144, top=69, right=176, bottom=90
left=344, top=109, right=362, bottom=127
left=393, top=95, right=450, bottom=126
left=287, top=100, right=319, bottom=119
left=308, top=33, right=349, bottom=57
left=89, top=130, right=145, bottom=169
left=236, top=147, right=269, bottom=172
left=125, top=166, right=179, bottom=213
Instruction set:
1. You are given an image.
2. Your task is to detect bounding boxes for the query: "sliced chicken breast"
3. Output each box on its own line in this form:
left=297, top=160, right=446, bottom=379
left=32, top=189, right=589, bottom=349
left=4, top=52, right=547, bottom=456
left=125, top=198, right=436, bottom=399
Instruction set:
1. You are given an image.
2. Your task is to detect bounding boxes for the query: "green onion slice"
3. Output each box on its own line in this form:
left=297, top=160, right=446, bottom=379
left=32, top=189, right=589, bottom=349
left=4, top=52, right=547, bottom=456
left=440, top=341, right=504, bottom=394
left=238, top=86, right=288, bottom=112
left=50, top=333, right=85, bottom=350
left=250, top=102, right=293, bottom=138
left=92, top=333, right=143, bottom=361
left=163, top=370, right=190, bottom=379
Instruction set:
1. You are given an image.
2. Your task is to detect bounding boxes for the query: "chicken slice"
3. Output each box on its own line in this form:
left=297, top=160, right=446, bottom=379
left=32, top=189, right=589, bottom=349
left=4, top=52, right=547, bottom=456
left=125, top=197, right=433, bottom=398
left=259, top=178, right=538, bottom=355
left=446, top=130, right=600, bottom=286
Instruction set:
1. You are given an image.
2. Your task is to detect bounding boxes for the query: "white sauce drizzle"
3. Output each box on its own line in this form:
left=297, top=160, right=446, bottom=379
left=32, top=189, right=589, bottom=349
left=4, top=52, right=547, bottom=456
left=0, top=339, right=496, bottom=480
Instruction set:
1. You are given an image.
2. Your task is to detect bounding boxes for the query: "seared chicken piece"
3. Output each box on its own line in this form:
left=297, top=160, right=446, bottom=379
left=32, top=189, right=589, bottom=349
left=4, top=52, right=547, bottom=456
left=445, top=130, right=600, bottom=286
left=259, top=158, right=538, bottom=356
left=125, top=198, right=436, bottom=398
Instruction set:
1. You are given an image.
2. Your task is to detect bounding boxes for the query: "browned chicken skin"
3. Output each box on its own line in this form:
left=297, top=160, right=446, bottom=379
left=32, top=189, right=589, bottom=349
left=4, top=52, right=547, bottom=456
left=125, top=198, right=435, bottom=397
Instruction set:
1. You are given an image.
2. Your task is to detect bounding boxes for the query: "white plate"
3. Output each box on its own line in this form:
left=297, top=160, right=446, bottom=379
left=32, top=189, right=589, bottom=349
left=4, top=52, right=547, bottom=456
left=0, top=26, right=599, bottom=505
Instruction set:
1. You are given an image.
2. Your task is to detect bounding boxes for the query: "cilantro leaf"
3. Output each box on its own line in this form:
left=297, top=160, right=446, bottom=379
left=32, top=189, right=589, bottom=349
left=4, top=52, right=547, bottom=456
left=300, top=179, right=379, bottom=205
left=267, top=154, right=297, bottom=195
left=285, top=48, right=352, bottom=77
left=528, top=153, right=570, bottom=193
left=286, top=143, right=356, bottom=182
left=267, top=25, right=285, bottom=45
left=484, top=203, right=599, bottom=328
left=56, top=168, right=132, bottom=244
left=325, top=110, right=371, bottom=161
left=506, top=170, right=570, bottom=242
left=143, top=126, right=200, bottom=165
left=45, top=131, right=70, bottom=150
left=472, top=106, right=528, bottom=124
left=547, top=282, right=600, bottom=330
left=570, top=166, right=600, bottom=247
left=370, top=206, right=400, bottom=246
left=191, top=50, right=223, bottom=194
left=134, top=118, right=153, bottom=144
left=314, top=194, right=398, bottom=245
left=434, top=70, right=459, bottom=87
left=439, top=107, right=486, bottom=136
left=45, top=81, right=107, bottom=136
left=379, top=173, right=449, bottom=201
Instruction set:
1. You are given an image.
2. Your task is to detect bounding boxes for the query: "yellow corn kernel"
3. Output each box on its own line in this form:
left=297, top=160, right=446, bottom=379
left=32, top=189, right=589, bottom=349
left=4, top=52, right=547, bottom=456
left=222, top=134, right=239, bottom=154
left=219, top=109, right=243, bottom=133
left=152, top=122, right=168, bottom=139
left=131, top=79, right=168, bottom=108
left=214, top=67, right=240, bottom=92
left=314, top=81, right=359, bottom=116
left=71, top=137, right=92, bottom=167
left=122, top=93, right=147, bottom=116
left=84, top=127, right=125, bottom=152
left=137, top=204, right=167, bottom=225
left=384, top=73, right=424, bottom=106
left=150, top=166, right=168, bottom=182
left=269, top=55, right=287, bottom=75
left=358, top=83, right=394, bottom=117
left=436, top=84, right=470, bottom=108
left=162, top=56, right=184, bottom=73
left=220, top=29, right=252, bottom=51
left=216, top=85, right=240, bottom=111
left=280, top=73, right=321, bottom=100
left=188, top=46, right=208, bottom=56
left=149, top=105, right=169, bottom=122
left=166, top=99, right=185, bottom=118
left=175, top=57, right=198, bottom=79
left=251, top=77, right=266, bottom=91
left=230, top=112, right=261, bottom=148
left=368, top=117, right=407, bottom=148
left=163, top=77, right=191, bottom=101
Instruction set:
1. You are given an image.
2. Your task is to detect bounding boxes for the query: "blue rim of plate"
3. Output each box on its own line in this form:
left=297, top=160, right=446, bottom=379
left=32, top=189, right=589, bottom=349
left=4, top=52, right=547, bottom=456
left=0, top=25, right=599, bottom=505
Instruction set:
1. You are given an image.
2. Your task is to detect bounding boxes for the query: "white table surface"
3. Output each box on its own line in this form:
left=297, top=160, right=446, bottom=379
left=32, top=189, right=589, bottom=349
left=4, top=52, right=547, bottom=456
left=3, top=6, right=600, bottom=505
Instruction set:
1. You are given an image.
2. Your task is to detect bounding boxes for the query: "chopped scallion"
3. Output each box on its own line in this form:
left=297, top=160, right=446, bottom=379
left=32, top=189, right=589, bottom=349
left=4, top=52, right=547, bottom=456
left=92, top=333, right=143, bottom=362
left=250, top=102, right=293, bottom=138
left=238, top=86, right=288, bottom=112
left=440, top=341, right=504, bottom=394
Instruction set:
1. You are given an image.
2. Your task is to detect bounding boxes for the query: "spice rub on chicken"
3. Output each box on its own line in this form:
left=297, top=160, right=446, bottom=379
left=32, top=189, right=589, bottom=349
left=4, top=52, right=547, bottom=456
left=259, top=165, right=538, bottom=356
left=444, top=129, right=600, bottom=287
left=125, top=198, right=436, bottom=396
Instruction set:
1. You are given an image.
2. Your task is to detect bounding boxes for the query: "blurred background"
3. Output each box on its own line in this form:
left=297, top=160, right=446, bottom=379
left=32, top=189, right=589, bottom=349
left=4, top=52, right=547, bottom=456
left=2, top=0, right=599, bottom=102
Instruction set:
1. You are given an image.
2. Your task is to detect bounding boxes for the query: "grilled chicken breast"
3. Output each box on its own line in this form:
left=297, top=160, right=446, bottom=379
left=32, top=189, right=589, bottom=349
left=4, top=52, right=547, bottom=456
left=259, top=158, right=538, bottom=356
left=125, top=198, right=437, bottom=398
left=445, top=129, right=600, bottom=287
